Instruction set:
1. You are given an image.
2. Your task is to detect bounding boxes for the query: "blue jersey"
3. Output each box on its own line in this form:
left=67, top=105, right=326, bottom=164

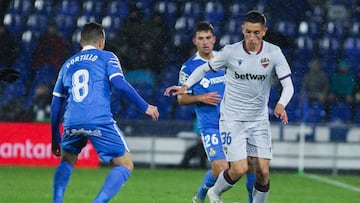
left=53, top=46, right=129, bottom=127
left=178, top=52, right=225, bottom=130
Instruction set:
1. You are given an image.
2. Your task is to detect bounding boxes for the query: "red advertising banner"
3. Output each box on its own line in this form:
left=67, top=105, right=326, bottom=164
left=0, top=122, right=99, bottom=168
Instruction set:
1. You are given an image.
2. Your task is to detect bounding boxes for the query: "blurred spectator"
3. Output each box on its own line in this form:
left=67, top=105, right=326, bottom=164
left=301, top=59, right=329, bottom=104
left=29, top=84, right=51, bottom=122
left=32, top=23, right=67, bottom=72
left=126, top=48, right=156, bottom=85
left=327, top=59, right=354, bottom=104
left=327, top=59, right=355, bottom=116
left=144, top=11, right=171, bottom=74
left=0, top=23, right=17, bottom=68
left=107, top=3, right=149, bottom=72
left=107, top=4, right=169, bottom=75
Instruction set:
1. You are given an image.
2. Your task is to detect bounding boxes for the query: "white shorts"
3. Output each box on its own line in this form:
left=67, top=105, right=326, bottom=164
left=220, top=119, right=272, bottom=162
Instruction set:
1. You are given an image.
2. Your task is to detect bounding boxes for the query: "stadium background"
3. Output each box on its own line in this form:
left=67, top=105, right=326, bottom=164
left=0, top=0, right=359, bottom=172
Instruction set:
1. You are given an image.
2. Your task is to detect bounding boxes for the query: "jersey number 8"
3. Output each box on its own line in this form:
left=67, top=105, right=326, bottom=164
left=72, top=69, right=89, bottom=102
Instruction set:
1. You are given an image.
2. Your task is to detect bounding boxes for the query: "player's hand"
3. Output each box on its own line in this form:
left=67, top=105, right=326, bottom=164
left=0, top=68, right=19, bottom=83
left=146, top=104, right=160, bottom=120
left=163, top=85, right=188, bottom=96
left=274, top=103, right=288, bottom=125
left=199, top=92, right=222, bottom=106
left=52, top=142, right=61, bottom=157
left=51, top=132, right=61, bottom=156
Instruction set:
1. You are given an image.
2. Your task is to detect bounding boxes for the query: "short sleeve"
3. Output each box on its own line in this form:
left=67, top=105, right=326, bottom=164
left=52, top=68, right=66, bottom=98
left=274, top=48, right=292, bottom=80
left=107, top=52, right=124, bottom=81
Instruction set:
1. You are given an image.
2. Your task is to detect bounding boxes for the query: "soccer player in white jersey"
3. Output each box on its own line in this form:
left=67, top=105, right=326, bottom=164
left=165, top=21, right=255, bottom=203
left=167, top=10, right=294, bottom=203
left=50, top=22, right=159, bottom=203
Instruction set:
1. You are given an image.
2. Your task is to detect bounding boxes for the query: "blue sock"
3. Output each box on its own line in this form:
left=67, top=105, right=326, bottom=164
left=53, top=162, right=73, bottom=203
left=93, top=166, right=131, bottom=203
left=246, top=173, right=256, bottom=203
left=197, top=170, right=216, bottom=199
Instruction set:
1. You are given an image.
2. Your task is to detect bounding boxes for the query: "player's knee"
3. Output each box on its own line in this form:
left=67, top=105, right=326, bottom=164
left=124, top=160, right=134, bottom=172
left=61, top=151, right=78, bottom=165
left=230, top=163, right=247, bottom=178
left=211, top=160, right=229, bottom=177
left=255, top=168, right=269, bottom=184
left=111, top=152, right=134, bottom=172
left=111, top=158, right=134, bottom=172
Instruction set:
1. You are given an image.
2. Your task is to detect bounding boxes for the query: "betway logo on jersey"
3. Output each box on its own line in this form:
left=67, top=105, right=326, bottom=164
left=235, top=71, right=267, bottom=81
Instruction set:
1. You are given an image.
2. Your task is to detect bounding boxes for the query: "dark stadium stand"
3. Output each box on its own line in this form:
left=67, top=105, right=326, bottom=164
left=1, top=0, right=360, bottom=124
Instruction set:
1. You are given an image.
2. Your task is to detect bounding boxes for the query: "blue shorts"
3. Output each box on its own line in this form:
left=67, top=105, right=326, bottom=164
left=199, top=128, right=226, bottom=162
left=61, top=123, right=129, bottom=163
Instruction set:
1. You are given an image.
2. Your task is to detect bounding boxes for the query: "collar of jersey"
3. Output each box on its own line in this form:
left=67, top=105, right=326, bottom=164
left=82, top=45, right=97, bottom=51
left=195, top=51, right=217, bottom=61
left=242, top=41, right=263, bottom=55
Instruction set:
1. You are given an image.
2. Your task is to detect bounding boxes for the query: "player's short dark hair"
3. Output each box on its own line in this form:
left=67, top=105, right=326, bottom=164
left=81, top=22, right=105, bottom=43
left=194, top=21, right=215, bottom=36
left=244, top=10, right=267, bottom=26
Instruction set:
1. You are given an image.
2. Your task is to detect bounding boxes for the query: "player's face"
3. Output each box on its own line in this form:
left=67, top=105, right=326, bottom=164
left=242, top=22, right=267, bottom=52
left=193, top=31, right=216, bottom=58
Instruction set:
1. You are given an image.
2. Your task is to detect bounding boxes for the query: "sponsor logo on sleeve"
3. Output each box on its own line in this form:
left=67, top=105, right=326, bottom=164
left=179, top=71, right=188, bottom=84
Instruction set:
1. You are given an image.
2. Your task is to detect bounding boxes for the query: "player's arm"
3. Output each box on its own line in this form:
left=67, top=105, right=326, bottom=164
left=274, top=76, right=294, bottom=124
left=111, top=76, right=159, bottom=120
left=50, top=95, right=65, bottom=157
left=177, top=92, right=222, bottom=106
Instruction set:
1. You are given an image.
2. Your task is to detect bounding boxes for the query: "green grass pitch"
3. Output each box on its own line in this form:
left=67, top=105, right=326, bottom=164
left=0, top=166, right=359, bottom=202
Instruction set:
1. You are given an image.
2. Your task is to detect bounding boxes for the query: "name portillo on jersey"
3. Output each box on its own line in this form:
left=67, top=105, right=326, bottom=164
left=234, top=71, right=267, bottom=81
left=66, top=54, right=98, bottom=68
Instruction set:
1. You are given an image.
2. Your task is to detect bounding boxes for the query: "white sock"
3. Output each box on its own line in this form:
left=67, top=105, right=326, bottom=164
left=212, top=170, right=234, bottom=195
left=252, top=188, right=269, bottom=203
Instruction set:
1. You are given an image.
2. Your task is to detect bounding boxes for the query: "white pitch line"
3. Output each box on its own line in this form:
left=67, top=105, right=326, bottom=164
left=304, top=173, right=360, bottom=192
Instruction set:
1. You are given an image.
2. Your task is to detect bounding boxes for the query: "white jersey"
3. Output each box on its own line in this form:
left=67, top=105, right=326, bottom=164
left=209, top=40, right=292, bottom=121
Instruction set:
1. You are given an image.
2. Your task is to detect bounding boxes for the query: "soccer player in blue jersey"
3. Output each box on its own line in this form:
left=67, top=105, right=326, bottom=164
left=165, top=21, right=255, bottom=203
left=50, top=22, right=159, bottom=203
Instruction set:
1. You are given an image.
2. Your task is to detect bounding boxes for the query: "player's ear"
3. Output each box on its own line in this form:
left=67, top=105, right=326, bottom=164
left=212, top=35, right=216, bottom=43
left=99, top=38, right=105, bottom=50
left=79, top=39, right=84, bottom=47
left=262, top=27, right=268, bottom=37
left=192, top=37, right=197, bottom=45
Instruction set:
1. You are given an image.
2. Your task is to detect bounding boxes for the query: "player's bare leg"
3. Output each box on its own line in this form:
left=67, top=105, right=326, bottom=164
left=211, top=159, right=229, bottom=177
left=249, top=157, right=270, bottom=203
